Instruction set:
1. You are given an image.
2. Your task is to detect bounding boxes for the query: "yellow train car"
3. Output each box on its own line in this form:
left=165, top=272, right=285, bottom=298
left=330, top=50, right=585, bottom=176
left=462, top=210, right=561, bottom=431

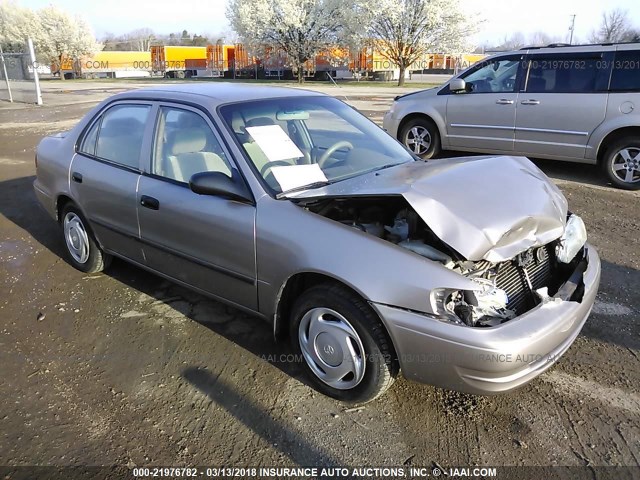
left=54, top=51, right=152, bottom=79
left=151, top=45, right=207, bottom=78
left=80, top=51, right=151, bottom=78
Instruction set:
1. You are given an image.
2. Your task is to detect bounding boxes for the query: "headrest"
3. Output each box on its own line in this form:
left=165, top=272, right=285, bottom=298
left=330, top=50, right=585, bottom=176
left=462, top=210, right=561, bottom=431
left=168, top=128, right=207, bottom=156
left=231, top=111, right=245, bottom=133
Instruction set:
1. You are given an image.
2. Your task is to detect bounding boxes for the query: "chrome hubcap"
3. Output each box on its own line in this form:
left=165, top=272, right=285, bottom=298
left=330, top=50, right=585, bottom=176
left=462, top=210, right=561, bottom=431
left=405, top=126, right=431, bottom=155
left=63, top=212, right=90, bottom=264
left=298, top=308, right=366, bottom=390
left=612, top=147, right=640, bottom=184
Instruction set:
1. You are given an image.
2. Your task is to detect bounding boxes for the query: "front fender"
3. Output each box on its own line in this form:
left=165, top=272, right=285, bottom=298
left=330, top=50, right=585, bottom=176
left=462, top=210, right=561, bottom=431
left=255, top=197, right=477, bottom=320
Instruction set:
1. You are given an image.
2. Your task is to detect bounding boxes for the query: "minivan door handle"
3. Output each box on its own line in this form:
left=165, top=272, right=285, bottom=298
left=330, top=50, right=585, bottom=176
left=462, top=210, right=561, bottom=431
left=140, top=195, right=160, bottom=210
left=521, top=99, right=540, bottom=105
left=71, top=172, right=83, bottom=183
left=495, top=99, right=514, bottom=105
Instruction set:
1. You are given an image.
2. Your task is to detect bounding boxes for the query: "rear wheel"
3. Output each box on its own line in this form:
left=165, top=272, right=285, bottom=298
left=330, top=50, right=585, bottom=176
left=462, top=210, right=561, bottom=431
left=602, top=136, right=640, bottom=190
left=289, top=284, right=397, bottom=404
left=61, top=205, right=110, bottom=273
left=399, top=117, right=441, bottom=159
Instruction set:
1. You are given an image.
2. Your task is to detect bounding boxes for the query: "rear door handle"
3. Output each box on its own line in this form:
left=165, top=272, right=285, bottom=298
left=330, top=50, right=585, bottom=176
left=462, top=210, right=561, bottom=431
left=71, top=172, right=83, bottom=183
left=521, top=99, right=540, bottom=105
left=140, top=195, right=159, bottom=210
left=495, top=99, right=514, bottom=105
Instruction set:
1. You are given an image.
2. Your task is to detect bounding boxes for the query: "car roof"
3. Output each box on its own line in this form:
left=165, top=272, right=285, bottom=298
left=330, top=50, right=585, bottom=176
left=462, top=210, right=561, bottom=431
left=115, top=83, right=326, bottom=104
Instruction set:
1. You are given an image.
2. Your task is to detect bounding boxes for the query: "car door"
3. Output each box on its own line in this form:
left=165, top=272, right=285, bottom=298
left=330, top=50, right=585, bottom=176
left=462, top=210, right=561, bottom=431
left=445, top=55, right=524, bottom=151
left=70, top=102, right=154, bottom=263
left=137, top=104, right=258, bottom=310
left=514, top=52, right=610, bottom=159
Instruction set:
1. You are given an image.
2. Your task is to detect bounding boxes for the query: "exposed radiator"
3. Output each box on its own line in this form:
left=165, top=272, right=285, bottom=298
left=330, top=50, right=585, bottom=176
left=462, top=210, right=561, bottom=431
left=496, top=246, right=553, bottom=315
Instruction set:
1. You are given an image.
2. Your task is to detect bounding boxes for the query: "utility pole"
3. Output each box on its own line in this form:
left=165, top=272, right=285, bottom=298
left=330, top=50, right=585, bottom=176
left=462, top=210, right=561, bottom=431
left=569, top=14, right=576, bottom=45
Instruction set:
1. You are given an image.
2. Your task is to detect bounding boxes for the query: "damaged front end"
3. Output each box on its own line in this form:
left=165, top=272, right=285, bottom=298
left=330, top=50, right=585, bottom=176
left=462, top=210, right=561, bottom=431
left=297, top=195, right=588, bottom=328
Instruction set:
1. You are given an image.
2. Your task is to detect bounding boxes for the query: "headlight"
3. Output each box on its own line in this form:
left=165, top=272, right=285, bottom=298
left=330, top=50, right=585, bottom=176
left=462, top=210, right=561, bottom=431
left=555, top=214, right=587, bottom=263
left=430, top=282, right=515, bottom=327
left=387, top=102, right=396, bottom=117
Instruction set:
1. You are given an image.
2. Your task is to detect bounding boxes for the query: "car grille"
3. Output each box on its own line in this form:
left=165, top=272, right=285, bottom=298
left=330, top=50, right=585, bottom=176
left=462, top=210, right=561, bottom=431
left=495, top=246, right=553, bottom=315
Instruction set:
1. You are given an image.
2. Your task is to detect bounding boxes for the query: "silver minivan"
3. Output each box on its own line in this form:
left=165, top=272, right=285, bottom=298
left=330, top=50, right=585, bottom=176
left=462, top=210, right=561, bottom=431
left=383, top=43, right=640, bottom=190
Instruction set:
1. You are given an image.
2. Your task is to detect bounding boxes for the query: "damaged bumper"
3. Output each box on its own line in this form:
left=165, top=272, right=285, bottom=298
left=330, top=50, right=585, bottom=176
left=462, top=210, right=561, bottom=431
left=371, top=244, right=601, bottom=394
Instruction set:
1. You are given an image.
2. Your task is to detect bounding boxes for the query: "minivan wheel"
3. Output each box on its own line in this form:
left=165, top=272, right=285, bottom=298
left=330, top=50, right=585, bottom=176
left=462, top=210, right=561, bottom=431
left=61, top=205, right=111, bottom=273
left=289, top=284, right=397, bottom=404
left=399, top=117, right=441, bottom=159
left=603, top=137, right=640, bottom=190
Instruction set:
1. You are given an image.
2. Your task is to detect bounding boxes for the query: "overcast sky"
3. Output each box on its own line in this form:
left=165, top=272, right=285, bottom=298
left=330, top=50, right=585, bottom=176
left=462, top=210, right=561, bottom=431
left=18, top=0, right=640, bottom=46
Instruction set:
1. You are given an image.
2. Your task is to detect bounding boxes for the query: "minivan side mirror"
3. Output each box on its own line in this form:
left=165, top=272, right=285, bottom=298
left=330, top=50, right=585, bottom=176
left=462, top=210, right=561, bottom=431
left=449, top=78, right=466, bottom=93
left=189, top=171, right=253, bottom=203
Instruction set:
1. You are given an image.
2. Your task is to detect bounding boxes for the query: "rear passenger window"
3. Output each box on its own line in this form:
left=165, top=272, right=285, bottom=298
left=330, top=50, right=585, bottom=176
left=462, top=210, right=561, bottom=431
left=526, top=56, right=599, bottom=93
left=152, top=107, right=233, bottom=183
left=93, top=105, right=150, bottom=169
left=610, top=51, right=640, bottom=92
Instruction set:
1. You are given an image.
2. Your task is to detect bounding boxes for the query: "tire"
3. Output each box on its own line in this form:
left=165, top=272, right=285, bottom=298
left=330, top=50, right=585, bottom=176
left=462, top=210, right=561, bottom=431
left=60, top=204, right=111, bottom=273
left=289, top=284, right=398, bottom=404
left=399, top=116, right=441, bottom=159
left=602, top=136, right=640, bottom=190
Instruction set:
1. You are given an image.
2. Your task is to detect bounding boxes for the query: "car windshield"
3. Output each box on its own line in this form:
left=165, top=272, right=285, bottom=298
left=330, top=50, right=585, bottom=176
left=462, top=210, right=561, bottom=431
left=219, top=96, right=413, bottom=195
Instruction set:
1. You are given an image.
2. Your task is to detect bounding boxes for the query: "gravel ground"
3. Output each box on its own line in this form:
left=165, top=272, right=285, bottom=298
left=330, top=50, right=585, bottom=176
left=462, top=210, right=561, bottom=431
left=0, top=81, right=638, bottom=474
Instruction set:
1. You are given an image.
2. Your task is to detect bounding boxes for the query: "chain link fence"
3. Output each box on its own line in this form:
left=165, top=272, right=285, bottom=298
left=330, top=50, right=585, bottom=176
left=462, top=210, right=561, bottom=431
left=0, top=39, right=43, bottom=105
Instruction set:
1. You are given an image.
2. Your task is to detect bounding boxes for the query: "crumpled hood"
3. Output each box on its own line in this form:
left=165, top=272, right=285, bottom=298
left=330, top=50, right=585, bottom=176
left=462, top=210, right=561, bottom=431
left=289, top=156, right=568, bottom=262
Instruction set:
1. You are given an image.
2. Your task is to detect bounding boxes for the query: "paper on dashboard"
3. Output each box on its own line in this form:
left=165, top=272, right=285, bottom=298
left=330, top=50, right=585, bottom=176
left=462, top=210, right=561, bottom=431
left=270, top=164, right=328, bottom=192
left=245, top=125, right=304, bottom=162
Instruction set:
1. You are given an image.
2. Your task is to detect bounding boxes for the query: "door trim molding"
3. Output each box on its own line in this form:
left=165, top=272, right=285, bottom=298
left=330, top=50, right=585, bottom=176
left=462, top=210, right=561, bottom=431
left=90, top=217, right=256, bottom=285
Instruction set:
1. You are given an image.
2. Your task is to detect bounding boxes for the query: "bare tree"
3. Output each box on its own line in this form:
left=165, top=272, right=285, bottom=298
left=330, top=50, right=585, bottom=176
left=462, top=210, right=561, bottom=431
left=529, top=31, right=559, bottom=47
left=589, top=8, right=632, bottom=43
left=496, top=32, right=525, bottom=50
left=363, top=0, right=471, bottom=86
left=128, top=28, right=155, bottom=51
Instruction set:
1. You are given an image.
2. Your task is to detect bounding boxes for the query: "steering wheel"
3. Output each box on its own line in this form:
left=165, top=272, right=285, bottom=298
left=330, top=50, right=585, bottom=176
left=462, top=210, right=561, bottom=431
left=260, top=160, right=294, bottom=177
left=317, top=141, right=353, bottom=168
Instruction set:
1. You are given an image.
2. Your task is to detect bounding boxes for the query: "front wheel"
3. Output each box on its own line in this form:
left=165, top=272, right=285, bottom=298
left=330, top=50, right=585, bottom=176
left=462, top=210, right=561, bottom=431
left=399, top=117, right=441, bottom=159
left=289, top=284, right=398, bottom=404
left=602, top=137, right=640, bottom=190
left=61, top=205, right=111, bottom=273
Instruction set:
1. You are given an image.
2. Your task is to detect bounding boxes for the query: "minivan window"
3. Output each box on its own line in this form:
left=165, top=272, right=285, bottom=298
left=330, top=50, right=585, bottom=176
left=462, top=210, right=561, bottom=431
left=526, top=56, right=599, bottom=93
left=152, top=107, right=234, bottom=183
left=94, top=105, right=150, bottom=169
left=461, top=57, right=520, bottom=93
left=610, top=50, right=640, bottom=92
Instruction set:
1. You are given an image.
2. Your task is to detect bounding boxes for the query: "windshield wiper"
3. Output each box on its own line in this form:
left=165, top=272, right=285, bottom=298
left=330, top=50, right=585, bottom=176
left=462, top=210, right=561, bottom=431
left=276, top=180, right=332, bottom=199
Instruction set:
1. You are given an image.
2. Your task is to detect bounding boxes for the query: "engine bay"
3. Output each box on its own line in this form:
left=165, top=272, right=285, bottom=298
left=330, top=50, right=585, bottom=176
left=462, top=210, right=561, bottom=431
left=297, top=196, right=586, bottom=328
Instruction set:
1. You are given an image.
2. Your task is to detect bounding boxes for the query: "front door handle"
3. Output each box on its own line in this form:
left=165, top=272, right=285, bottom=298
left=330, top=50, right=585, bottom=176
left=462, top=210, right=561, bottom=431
left=521, top=99, right=540, bottom=105
left=71, top=172, right=83, bottom=183
left=495, top=99, right=514, bottom=105
left=140, top=195, right=159, bottom=210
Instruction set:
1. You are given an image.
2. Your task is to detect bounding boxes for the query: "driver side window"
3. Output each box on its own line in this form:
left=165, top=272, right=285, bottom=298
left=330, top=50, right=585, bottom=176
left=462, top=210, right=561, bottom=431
left=152, top=107, right=233, bottom=183
left=462, top=57, right=520, bottom=93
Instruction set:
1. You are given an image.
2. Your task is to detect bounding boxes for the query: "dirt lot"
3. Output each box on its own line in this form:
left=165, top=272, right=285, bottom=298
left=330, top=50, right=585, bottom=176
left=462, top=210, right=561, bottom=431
left=0, top=80, right=639, bottom=474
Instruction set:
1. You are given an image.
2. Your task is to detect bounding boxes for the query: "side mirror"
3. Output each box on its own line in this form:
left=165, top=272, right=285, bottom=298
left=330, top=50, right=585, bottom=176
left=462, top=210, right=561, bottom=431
left=449, top=78, right=466, bottom=93
left=189, top=171, right=253, bottom=203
